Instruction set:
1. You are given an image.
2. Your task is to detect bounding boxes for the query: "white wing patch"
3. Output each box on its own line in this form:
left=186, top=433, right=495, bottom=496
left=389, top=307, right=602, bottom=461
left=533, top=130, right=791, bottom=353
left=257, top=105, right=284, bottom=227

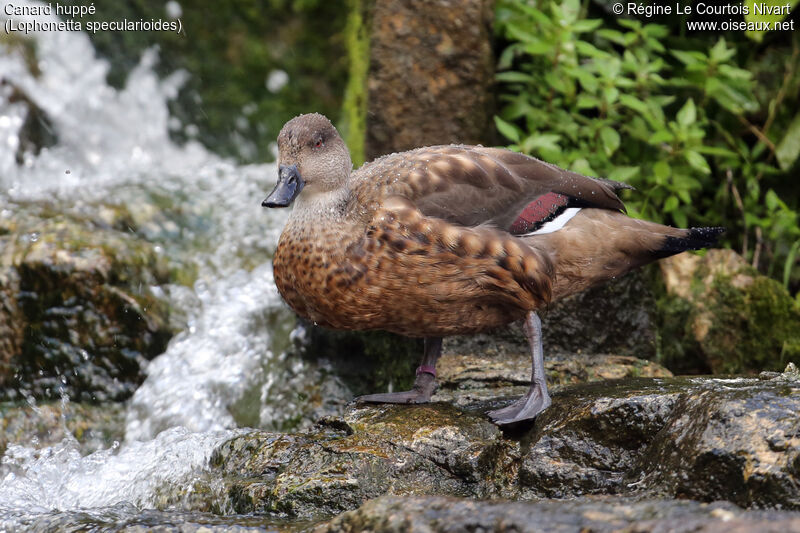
left=525, top=208, right=581, bottom=235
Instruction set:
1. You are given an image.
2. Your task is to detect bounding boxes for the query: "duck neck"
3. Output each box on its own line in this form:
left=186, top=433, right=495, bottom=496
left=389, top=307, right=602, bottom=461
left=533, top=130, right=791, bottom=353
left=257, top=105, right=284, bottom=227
left=290, top=187, right=350, bottom=224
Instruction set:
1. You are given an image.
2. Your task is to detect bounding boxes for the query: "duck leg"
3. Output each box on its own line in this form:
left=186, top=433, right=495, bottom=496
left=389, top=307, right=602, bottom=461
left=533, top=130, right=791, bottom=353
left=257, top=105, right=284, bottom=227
left=488, top=312, right=552, bottom=425
left=356, top=337, right=441, bottom=404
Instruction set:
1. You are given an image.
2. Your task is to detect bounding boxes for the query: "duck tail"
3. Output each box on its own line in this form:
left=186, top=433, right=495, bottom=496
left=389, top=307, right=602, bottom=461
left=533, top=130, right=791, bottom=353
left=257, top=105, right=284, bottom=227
left=654, top=226, right=725, bottom=258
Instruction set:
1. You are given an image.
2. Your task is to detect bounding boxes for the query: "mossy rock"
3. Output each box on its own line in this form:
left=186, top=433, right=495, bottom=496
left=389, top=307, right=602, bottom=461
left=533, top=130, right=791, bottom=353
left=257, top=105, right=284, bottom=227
left=658, top=250, right=800, bottom=374
left=0, top=205, right=178, bottom=401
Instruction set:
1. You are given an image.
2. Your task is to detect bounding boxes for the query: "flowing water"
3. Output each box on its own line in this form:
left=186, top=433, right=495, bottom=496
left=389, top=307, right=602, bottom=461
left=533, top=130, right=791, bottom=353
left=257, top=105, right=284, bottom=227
left=0, top=2, right=350, bottom=529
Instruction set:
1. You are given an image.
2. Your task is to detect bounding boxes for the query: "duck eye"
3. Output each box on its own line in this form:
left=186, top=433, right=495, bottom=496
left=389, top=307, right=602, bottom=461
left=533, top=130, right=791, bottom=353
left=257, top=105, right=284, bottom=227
left=314, top=140, right=324, bottom=148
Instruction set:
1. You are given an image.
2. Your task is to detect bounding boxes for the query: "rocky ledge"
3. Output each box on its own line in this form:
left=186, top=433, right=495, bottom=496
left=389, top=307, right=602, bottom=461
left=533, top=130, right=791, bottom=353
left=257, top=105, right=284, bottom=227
left=201, top=364, right=799, bottom=520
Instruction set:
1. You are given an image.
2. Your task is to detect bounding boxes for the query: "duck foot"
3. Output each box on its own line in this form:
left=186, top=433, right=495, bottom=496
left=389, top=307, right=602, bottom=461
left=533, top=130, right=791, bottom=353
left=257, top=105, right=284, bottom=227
left=356, top=372, right=437, bottom=404
left=487, top=382, right=551, bottom=425
left=487, top=311, right=552, bottom=425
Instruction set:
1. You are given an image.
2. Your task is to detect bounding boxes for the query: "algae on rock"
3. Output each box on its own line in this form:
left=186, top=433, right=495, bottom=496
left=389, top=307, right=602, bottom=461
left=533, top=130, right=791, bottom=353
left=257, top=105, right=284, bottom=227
left=658, top=249, right=800, bottom=374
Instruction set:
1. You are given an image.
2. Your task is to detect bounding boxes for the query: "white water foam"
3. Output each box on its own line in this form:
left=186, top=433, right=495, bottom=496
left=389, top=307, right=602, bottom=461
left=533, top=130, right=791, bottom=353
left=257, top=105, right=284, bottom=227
left=0, top=427, right=235, bottom=519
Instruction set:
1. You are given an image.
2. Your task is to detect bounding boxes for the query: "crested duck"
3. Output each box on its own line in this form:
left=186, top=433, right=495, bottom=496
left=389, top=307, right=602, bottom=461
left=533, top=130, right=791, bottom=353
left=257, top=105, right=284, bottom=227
left=262, top=113, right=723, bottom=425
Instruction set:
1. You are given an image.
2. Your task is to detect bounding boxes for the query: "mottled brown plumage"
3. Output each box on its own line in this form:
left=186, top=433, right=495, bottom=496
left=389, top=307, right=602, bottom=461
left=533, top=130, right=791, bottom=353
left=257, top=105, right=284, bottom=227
left=264, top=113, right=723, bottom=425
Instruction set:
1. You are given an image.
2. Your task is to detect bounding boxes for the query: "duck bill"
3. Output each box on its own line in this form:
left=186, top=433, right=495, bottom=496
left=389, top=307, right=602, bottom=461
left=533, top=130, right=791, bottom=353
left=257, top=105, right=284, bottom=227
left=262, top=164, right=305, bottom=208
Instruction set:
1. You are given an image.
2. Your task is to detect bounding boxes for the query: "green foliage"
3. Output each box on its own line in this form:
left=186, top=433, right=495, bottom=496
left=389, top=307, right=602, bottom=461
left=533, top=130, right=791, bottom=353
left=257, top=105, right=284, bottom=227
left=495, top=0, right=800, bottom=287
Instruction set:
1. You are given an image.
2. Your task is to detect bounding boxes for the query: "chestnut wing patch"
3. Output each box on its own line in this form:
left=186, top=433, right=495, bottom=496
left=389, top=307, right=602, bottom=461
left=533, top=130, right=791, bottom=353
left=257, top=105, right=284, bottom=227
left=510, top=192, right=584, bottom=235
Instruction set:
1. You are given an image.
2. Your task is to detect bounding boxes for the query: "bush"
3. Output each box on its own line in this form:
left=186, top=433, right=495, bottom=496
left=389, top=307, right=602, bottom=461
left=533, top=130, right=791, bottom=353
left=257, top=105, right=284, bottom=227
left=494, top=0, right=800, bottom=289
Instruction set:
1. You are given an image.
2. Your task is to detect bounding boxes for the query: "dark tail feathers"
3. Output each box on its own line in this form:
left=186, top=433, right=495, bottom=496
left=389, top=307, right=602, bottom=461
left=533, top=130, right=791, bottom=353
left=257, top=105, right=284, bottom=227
left=656, top=227, right=725, bottom=258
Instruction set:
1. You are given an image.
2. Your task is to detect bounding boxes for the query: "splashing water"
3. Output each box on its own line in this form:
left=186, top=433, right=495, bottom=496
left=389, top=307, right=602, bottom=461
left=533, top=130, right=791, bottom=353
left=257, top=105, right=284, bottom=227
left=0, top=428, right=235, bottom=521
left=0, top=0, right=349, bottom=525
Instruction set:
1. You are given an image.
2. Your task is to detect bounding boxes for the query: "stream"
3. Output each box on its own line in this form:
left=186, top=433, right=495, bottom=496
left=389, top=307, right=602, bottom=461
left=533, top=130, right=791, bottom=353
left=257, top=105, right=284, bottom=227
left=0, top=2, right=349, bottom=529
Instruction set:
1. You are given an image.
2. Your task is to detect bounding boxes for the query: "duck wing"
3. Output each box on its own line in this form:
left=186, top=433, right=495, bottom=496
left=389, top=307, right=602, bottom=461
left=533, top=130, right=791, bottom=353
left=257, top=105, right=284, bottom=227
left=351, top=145, right=631, bottom=233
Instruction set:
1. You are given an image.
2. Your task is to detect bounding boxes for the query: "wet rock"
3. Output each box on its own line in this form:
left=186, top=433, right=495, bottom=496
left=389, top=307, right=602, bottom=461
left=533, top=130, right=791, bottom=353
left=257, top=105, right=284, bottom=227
left=364, top=0, right=496, bottom=160
left=314, top=494, right=800, bottom=533
left=659, top=249, right=800, bottom=374
left=634, top=370, right=800, bottom=508
left=210, top=405, right=506, bottom=518
left=0, top=205, right=174, bottom=402
left=207, top=367, right=800, bottom=518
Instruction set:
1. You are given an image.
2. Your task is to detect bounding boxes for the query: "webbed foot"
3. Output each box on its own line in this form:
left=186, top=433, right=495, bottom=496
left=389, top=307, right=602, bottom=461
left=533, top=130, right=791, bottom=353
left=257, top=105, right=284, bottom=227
left=356, top=371, right=437, bottom=404
left=487, top=381, right=551, bottom=425
left=486, top=311, right=552, bottom=426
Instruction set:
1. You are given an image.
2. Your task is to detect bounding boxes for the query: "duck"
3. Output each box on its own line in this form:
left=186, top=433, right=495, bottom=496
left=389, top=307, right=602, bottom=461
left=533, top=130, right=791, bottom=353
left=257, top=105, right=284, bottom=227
left=262, top=113, right=723, bottom=425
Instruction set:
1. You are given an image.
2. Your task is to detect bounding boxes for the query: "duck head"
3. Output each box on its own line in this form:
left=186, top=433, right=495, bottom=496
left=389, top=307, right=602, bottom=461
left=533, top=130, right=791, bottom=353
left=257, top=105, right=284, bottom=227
left=262, top=113, right=353, bottom=208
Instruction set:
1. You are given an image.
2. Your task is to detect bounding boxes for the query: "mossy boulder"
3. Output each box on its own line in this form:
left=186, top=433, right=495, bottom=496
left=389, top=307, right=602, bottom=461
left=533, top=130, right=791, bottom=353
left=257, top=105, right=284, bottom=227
left=658, top=249, right=800, bottom=374
left=0, top=204, right=176, bottom=401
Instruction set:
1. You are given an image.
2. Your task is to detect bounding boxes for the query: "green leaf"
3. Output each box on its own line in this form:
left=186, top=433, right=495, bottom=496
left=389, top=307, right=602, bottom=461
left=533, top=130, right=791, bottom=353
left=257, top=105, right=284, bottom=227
left=765, top=189, right=780, bottom=211
left=572, top=19, right=603, bottom=33
left=783, top=239, right=800, bottom=289
left=523, top=40, right=555, bottom=55
left=570, top=158, right=596, bottom=176
left=600, top=126, right=621, bottom=156
left=572, top=68, right=599, bottom=92
left=576, top=95, right=600, bottom=109
left=676, top=99, right=696, bottom=128
left=497, top=46, right=517, bottom=70
left=776, top=112, right=800, bottom=171
left=521, top=133, right=562, bottom=153
left=496, top=71, right=535, bottom=83
left=696, top=145, right=738, bottom=158
left=649, top=130, right=673, bottom=144
left=494, top=116, right=521, bottom=143
left=671, top=50, right=704, bottom=66
left=643, top=24, right=669, bottom=38
left=709, top=38, right=735, bottom=62
left=653, top=161, right=670, bottom=183
left=596, top=29, right=626, bottom=45
left=559, top=0, right=581, bottom=25
left=603, top=87, right=620, bottom=105
left=685, top=150, right=711, bottom=174
left=619, top=94, right=648, bottom=114
left=575, top=41, right=611, bottom=59
left=506, top=23, right=539, bottom=44
left=664, top=195, right=679, bottom=212
left=608, top=166, right=639, bottom=182
left=672, top=209, right=688, bottom=229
